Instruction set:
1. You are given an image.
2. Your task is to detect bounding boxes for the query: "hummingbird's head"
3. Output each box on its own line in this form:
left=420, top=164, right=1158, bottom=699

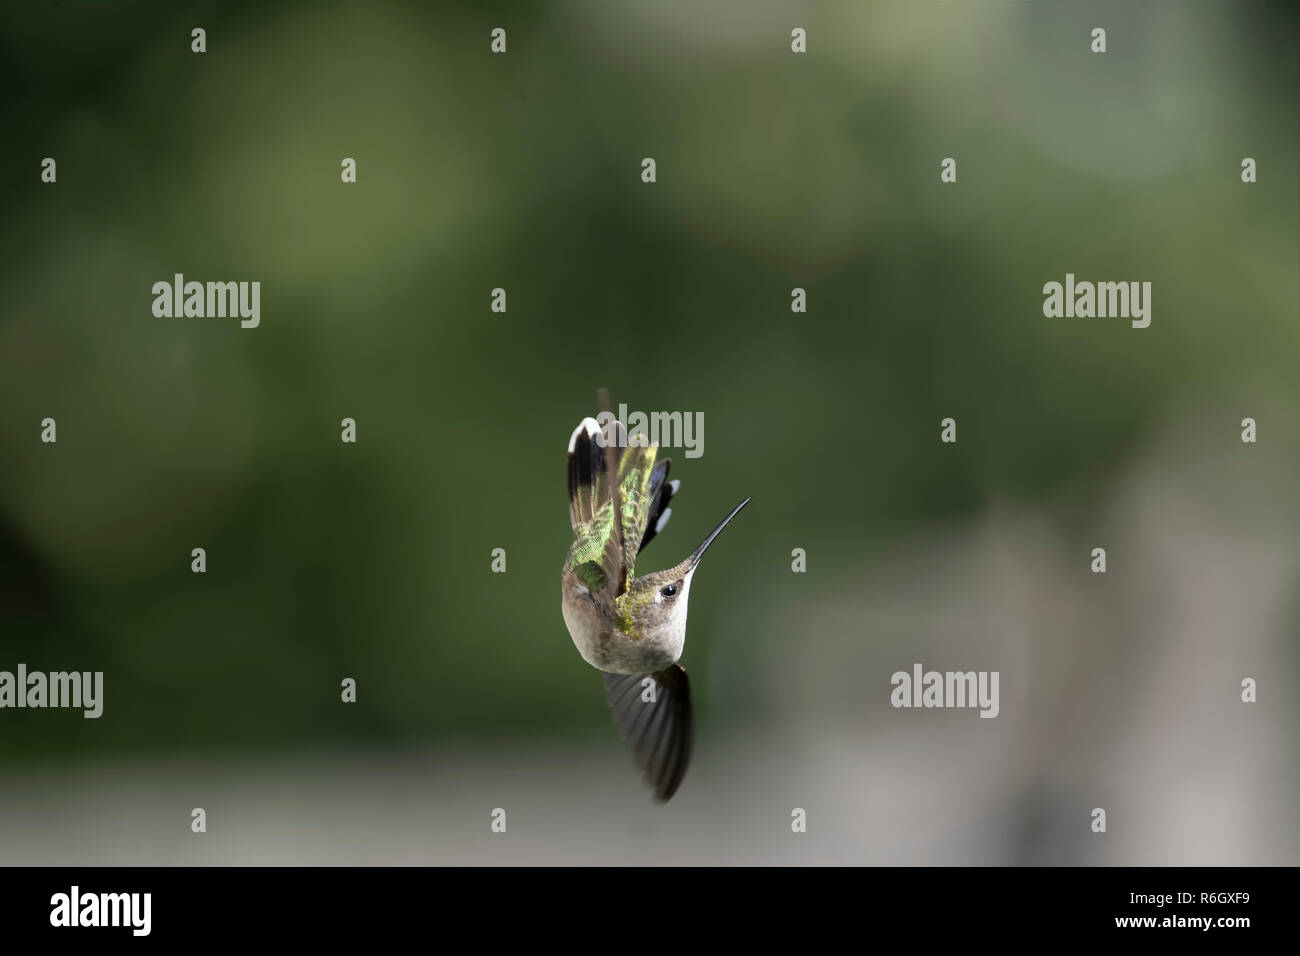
left=617, top=498, right=750, bottom=648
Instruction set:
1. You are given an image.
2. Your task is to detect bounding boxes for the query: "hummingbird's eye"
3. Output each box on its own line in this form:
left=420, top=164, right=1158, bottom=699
left=661, top=584, right=678, bottom=598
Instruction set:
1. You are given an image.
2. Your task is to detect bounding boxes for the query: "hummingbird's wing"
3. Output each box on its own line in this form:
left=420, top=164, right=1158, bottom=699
left=602, top=664, right=693, bottom=802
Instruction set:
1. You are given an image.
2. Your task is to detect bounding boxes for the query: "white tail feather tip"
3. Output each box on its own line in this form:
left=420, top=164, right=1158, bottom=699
left=567, top=417, right=601, bottom=453
left=654, top=506, right=673, bottom=534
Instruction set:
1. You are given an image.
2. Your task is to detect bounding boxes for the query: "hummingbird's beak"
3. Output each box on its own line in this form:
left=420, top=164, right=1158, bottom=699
left=688, top=497, right=751, bottom=569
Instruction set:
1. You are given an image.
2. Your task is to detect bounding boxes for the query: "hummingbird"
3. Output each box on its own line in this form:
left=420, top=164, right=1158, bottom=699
left=561, top=399, right=750, bottom=802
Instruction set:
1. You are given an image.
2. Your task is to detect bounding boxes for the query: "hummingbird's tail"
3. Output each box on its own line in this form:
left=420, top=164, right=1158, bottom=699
left=567, top=416, right=619, bottom=532
left=637, top=460, right=678, bottom=554
left=568, top=413, right=677, bottom=553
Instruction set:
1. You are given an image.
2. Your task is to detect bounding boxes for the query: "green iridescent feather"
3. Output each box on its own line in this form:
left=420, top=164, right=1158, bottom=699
left=564, top=440, right=660, bottom=598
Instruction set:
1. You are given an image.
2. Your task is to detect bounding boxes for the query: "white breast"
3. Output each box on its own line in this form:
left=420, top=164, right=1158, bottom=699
left=561, top=578, right=686, bottom=675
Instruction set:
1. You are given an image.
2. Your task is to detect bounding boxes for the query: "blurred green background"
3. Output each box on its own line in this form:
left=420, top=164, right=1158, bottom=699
left=0, top=0, right=1296, bottom=864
